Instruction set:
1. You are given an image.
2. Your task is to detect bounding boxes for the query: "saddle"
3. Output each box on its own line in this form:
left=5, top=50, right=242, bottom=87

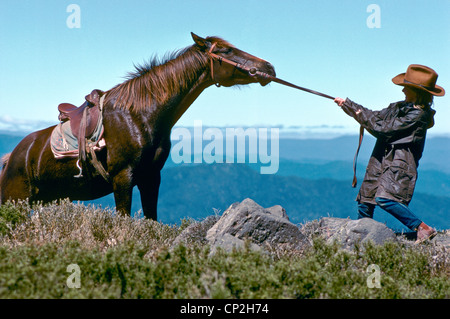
left=57, top=89, right=110, bottom=182
left=58, top=89, right=103, bottom=139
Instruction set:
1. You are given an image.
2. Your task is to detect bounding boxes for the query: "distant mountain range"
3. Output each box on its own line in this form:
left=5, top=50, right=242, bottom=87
left=1, top=132, right=449, bottom=230
left=155, top=163, right=450, bottom=230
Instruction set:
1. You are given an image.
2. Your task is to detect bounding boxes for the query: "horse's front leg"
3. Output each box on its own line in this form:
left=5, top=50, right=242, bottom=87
left=137, top=169, right=161, bottom=221
left=112, top=168, right=133, bottom=216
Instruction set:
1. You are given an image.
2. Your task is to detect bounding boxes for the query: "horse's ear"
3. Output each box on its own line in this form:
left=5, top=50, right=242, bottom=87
left=191, top=32, right=211, bottom=49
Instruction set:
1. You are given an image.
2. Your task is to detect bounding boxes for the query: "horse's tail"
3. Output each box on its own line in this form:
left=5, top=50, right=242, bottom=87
left=0, top=153, right=11, bottom=203
left=1, top=153, right=10, bottom=169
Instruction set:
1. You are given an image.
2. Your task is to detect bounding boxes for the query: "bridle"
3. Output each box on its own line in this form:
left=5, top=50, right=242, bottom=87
left=206, top=42, right=335, bottom=100
left=207, top=42, right=261, bottom=87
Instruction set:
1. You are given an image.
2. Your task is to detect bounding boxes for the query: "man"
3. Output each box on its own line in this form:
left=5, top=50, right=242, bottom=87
left=334, top=64, right=445, bottom=243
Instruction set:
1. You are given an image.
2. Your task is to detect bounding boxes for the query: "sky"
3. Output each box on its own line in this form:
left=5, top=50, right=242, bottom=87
left=0, top=0, right=449, bottom=136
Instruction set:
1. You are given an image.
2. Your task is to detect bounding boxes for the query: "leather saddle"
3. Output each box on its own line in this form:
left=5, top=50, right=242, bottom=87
left=58, top=89, right=104, bottom=139
left=57, top=89, right=110, bottom=182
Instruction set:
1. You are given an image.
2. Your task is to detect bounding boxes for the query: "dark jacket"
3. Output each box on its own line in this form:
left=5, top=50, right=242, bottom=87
left=341, top=98, right=435, bottom=205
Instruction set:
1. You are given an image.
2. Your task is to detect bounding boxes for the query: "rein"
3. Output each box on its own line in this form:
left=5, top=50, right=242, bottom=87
left=207, top=43, right=335, bottom=100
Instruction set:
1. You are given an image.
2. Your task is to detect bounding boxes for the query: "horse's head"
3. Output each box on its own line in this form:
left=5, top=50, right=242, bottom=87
left=192, top=33, right=276, bottom=87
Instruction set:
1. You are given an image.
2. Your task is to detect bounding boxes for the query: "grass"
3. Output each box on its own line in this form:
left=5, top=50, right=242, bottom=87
left=0, top=200, right=448, bottom=299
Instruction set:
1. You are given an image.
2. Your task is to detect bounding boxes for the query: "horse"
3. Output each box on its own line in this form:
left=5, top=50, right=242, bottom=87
left=0, top=33, right=276, bottom=220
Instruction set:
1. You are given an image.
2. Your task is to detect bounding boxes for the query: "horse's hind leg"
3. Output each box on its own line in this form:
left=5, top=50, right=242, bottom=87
left=112, top=168, right=133, bottom=216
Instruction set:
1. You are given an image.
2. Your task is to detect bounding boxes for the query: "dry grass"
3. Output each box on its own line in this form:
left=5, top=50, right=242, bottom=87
left=1, top=199, right=181, bottom=256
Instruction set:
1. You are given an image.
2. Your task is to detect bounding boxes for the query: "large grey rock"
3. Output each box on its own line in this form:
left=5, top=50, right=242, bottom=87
left=172, top=215, right=220, bottom=246
left=319, top=217, right=397, bottom=250
left=206, top=198, right=310, bottom=252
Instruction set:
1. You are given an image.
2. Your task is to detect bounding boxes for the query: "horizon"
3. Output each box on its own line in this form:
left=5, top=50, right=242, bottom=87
left=2, top=122, right=450, bottom=140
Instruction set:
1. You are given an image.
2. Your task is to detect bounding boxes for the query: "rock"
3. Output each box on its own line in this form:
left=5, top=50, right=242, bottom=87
left=173, top=215, right=220, bottom=246
left=210, top=233, right=262, bottom=254
left=434, top=230, right=450, bottom=248
left=173, top=199, right=408, bottom=254
left=397, top=230, right=450, bottom=248
left=206, top=198, right=310, bottom=253
left=319, top=217, right=397, bottom=250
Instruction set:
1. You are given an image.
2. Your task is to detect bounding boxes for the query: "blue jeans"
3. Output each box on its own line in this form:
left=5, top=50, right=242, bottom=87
left=358, top=197, right=422, bottom=231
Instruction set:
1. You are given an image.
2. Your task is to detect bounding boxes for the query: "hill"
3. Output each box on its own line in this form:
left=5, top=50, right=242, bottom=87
left=0, top=133, right=23, bottom=157
left=248, top=158, right=450, bottom=198
left=87, top=163, right=449, bottom=230
left=278, top=135, right=450, bottom=173
left=1, top=132, right=449, bottom=230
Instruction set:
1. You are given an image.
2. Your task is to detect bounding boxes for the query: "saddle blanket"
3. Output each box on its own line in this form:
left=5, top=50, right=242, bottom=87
left=50, top=114, right=105, bottom=159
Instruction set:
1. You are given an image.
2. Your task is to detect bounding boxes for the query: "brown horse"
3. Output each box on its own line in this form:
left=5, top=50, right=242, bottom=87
left=0, top=33, right=275, bottom=220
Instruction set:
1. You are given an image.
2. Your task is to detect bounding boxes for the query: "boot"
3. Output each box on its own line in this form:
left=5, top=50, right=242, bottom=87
left=415, top=222, right=437, bottom=244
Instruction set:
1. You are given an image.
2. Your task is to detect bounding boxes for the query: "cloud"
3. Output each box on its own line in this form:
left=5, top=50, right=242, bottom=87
left=0, top=115, right=55, bottom=134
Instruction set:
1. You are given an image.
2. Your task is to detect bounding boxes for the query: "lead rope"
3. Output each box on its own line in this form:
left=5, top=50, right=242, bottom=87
left=207, top=44, right=367, bottom=186
left=207, top=44, right=335, bottom=100
left=352, top=126, right=364, bottom=188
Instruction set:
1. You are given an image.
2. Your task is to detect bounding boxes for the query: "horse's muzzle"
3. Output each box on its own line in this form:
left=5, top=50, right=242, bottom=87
left=256, top=62, right=276, bottom=86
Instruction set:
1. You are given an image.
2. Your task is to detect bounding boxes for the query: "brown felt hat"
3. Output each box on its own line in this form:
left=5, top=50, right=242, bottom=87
left=392, top=64, right=445, bottom=96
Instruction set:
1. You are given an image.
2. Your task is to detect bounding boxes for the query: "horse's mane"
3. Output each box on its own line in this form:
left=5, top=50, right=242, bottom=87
left=105, top=36, right=233, bottom=112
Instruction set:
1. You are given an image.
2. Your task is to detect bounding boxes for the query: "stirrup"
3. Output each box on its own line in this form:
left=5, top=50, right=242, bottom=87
left=74, top=159, right=83, bottom=178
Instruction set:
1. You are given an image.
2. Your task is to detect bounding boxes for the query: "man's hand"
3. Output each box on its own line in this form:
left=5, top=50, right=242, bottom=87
left=334, top=97, right=345, bottom=107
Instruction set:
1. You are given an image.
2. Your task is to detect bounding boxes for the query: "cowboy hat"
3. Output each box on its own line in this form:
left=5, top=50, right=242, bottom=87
left=392, top=64, right=445, bottom=96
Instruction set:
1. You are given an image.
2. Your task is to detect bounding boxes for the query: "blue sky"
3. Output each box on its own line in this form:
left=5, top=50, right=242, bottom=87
left=1, top=0, right=449, bottom=135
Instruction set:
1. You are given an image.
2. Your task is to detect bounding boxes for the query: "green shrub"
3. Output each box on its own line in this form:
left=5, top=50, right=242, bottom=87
left=0, top=200, right=29, bottom=237
left=0, top=201, right=448, bottom=299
